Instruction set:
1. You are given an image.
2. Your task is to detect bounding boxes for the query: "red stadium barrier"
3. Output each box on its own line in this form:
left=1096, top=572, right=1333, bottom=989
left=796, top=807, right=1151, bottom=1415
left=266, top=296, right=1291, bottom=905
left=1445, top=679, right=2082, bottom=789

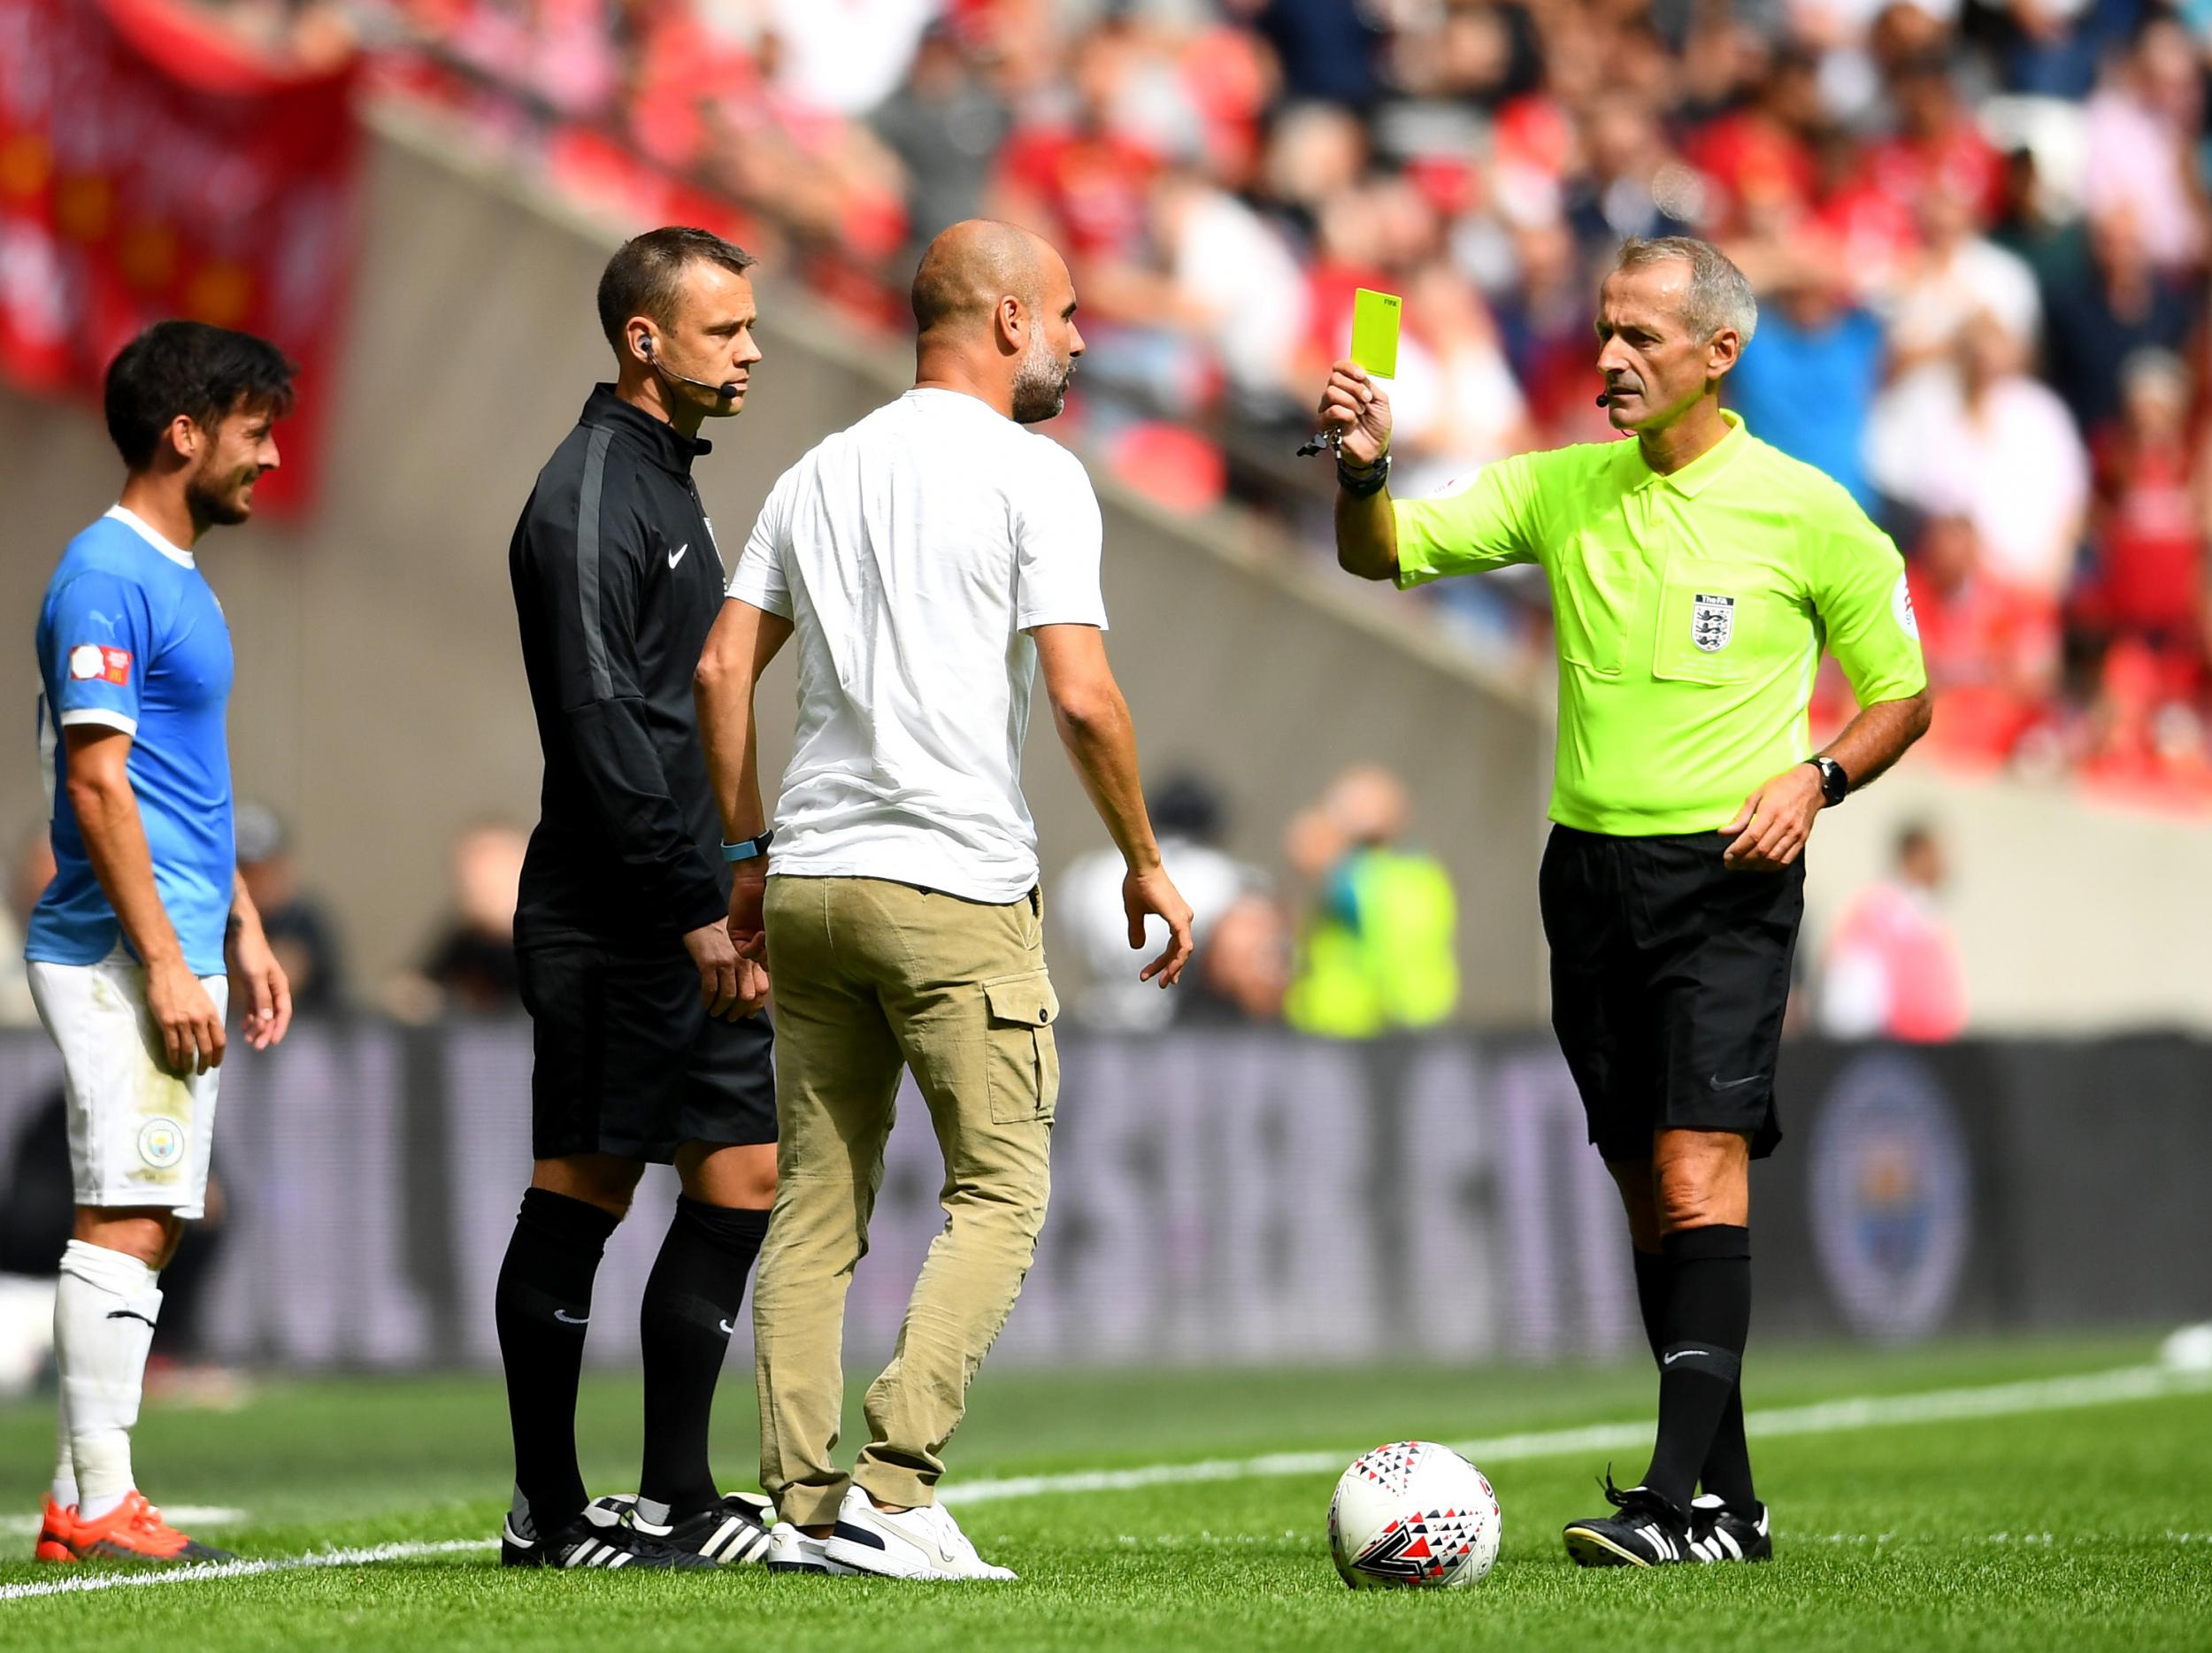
left=0, top=0, right=362, bottom=511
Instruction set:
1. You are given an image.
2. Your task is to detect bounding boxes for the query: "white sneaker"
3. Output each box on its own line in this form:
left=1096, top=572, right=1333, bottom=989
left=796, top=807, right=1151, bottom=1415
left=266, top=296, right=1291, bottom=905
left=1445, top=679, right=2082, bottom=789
left=767, top=1522, right=858, bottom=1575
left=821, top=1487, right=1017, bottom=1581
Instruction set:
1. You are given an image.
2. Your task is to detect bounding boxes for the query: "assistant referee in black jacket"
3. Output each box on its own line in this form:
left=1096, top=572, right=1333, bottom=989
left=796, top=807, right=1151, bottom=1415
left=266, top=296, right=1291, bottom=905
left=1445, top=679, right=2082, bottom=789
left=493, top=227, right=779, bottom=1572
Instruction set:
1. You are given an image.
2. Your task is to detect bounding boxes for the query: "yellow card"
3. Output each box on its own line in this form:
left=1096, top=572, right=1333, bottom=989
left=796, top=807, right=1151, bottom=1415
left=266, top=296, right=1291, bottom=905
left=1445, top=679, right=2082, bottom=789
left=1349, top=288, right=1402, bottom=379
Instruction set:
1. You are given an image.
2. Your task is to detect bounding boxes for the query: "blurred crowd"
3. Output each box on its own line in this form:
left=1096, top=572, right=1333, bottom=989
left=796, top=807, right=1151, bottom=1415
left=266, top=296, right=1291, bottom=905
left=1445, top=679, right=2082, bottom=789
left=1052, top=769, right=1969, bottom=1044
left=1054, top=765, right=1462, bottom=1036
left=1, top=773, right=1966, bottom=1062
left=0, top=810, right=531, bottom=1030
left=275, top=0, right=2212, bottom=808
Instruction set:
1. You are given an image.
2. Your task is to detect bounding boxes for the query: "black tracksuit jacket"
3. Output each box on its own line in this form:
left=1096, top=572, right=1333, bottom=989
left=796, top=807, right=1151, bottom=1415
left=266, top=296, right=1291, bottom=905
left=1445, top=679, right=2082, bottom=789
left=508, top=385, right=732, bottom=950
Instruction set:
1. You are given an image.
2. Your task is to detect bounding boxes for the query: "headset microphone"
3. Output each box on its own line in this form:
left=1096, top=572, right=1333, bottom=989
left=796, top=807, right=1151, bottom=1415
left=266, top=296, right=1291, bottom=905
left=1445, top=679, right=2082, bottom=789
left=1595, top=393, right=1610, bottom=407
left=642, top=336, right=740, bottom=400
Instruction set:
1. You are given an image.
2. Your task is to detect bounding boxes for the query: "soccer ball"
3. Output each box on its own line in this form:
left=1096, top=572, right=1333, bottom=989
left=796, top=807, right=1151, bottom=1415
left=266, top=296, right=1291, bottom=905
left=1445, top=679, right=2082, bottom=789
left=1327, top=1441, right=1501, bottom=1588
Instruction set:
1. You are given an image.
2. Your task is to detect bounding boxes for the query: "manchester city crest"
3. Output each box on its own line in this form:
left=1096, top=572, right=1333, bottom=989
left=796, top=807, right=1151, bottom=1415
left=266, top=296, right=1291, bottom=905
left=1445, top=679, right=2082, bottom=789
left=138, top=1117, right=186, bottom=1170
left=1691, top=592, right=1735, bottom=652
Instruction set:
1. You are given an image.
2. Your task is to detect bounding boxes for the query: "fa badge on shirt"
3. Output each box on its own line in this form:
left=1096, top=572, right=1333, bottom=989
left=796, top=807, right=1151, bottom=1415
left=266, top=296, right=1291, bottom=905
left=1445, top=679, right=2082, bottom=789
left=1692, top=593, right=1735, bottom=653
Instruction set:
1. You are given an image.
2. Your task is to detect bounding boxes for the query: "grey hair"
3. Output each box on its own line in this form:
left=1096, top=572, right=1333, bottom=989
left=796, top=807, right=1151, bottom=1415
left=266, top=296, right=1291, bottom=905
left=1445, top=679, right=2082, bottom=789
left=1614, top=236, right=1758, bottom=347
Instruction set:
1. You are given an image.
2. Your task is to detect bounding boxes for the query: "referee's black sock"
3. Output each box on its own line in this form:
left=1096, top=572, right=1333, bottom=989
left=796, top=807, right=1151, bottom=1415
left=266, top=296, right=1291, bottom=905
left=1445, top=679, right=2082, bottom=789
left=1632, top=1244, right=1757, bottom=1513
left=495, top=1188, right=621, bottom=1541
left=637, top=1197, right=769, bottom=1519
left=1638, top=1225, right=1752, bottom=1516
left=1702, top=1387, right=1757, bottom=1514
left=1631, top=1245, right=1668, bottom=1363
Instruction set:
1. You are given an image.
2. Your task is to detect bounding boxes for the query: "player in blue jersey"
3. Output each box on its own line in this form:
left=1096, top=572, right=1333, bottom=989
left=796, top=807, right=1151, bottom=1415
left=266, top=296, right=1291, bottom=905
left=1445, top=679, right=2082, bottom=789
left=24, top=321, right=298, bottom=1566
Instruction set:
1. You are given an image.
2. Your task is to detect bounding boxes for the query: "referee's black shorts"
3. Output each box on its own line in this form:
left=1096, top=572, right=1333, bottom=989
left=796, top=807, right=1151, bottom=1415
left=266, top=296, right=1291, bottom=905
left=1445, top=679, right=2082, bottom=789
left=1538, top=824, right=1803, bottom=1164
left=516, top=936, right=776, bottom=1163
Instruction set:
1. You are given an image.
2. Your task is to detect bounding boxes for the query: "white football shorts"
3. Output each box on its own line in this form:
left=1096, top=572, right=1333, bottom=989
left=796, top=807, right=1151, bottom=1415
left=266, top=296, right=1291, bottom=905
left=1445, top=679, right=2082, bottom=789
left=26, top=947, right=228, bottom=1219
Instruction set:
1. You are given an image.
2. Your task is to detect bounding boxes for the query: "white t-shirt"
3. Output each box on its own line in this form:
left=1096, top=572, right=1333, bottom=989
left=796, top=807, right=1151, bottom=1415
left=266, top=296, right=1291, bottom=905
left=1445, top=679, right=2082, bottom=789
left=726, top=388, right=1109, bottom=903
left=1885, top=237, right=2043, bottom=358
left=1864, top=364, right=2087, bottom=596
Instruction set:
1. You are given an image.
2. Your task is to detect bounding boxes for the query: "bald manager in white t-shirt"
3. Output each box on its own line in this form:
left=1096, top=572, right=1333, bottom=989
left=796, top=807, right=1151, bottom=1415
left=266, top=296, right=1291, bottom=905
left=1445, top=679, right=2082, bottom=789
left=695, top=219, right=1194, bottom=1580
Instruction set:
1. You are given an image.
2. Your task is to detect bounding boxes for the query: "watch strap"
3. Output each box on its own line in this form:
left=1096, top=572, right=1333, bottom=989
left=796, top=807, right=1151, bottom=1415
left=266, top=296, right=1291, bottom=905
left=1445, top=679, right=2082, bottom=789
left=721, top=829, right=775, bottom=863
left=1806, top=757, right=1848, bottom=805
left=1337, top=450, right=1391, bottom=499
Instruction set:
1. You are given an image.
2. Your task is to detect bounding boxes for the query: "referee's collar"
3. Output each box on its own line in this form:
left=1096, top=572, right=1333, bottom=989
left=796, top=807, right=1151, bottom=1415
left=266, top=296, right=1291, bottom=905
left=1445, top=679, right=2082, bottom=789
left=1637, top=408, right=1747, bottom=498
left=580, top=384, right=711, bottom=473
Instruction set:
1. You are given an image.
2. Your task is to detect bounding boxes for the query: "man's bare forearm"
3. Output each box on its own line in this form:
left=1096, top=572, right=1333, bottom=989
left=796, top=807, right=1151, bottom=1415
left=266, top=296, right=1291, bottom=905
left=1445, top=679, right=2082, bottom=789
left=228, top=868, right=262, bottom=942
left=695, top=602, right=789, bottom=845
left=696, top=672, right=767, bottom=843
left=70, top=773, right=185, bottom=967
left=1820, top=691, right=1933, bottom=792
left=1054, top=686, right=1162, bottom=872
left=1334, top=485, right=1399, bottom=582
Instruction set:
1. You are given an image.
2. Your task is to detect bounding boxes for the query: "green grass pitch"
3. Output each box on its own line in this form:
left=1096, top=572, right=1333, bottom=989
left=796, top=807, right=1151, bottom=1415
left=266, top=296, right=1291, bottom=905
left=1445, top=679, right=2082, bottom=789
left=2, top=1335, right=2208, bottom=1651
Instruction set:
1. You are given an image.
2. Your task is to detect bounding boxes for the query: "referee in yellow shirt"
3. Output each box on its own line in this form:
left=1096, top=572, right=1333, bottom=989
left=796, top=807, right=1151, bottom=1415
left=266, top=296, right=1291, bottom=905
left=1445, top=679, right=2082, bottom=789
left=1324, top=237, right=1931, bottom=1569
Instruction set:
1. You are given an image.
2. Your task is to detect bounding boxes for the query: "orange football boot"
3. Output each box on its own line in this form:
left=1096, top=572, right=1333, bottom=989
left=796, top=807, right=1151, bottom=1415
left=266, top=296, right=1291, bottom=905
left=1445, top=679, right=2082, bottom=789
left=57, top=1491, right=233, bottom=1565
left=34, top=1495, right=75, bottom=1563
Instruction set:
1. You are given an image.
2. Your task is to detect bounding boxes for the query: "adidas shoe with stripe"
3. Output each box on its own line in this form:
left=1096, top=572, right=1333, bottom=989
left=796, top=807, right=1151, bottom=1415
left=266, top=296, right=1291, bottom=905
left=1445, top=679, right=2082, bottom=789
left=1688, top=1494, right=1772, bottom=1563
left=587, top=1493, right=774, bottom=1566
left=1562, top=1478, right=1694, bottom=1568
left=500, top=1508, right=713, bottom=1570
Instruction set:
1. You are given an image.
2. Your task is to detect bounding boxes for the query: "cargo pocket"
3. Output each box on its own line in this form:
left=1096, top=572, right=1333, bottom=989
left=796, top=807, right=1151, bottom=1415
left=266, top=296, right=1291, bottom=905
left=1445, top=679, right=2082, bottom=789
left=983, top=970, right=1061, bottom=1124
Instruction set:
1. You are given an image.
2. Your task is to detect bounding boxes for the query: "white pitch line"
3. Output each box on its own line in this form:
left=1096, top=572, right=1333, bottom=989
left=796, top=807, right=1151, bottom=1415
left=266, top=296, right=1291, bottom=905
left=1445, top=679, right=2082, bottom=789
left=4, top=1359, right=2208, bottom=1606
left=1104, top=1528, right=2212, bottom=1549
left=0, top=1506, right=245, bottom=1539
left=1792, top=1530, right=2212, bottom=1547
left=942, top=1361, right=2212, bottom=1507
left=0, top=1538, right=495, bottom=1603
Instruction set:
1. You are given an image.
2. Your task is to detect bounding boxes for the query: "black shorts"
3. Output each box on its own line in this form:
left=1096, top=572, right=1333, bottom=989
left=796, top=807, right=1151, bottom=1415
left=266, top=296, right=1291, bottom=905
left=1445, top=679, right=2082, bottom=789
left=1538, top=824, right=1803, bottom=1165
left=516, top=937, right=777, bottom=1163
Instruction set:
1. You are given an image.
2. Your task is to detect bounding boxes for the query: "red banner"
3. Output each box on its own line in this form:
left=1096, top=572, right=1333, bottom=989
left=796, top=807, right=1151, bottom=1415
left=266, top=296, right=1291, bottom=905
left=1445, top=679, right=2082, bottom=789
left=0, top=0, right=360, bottom=511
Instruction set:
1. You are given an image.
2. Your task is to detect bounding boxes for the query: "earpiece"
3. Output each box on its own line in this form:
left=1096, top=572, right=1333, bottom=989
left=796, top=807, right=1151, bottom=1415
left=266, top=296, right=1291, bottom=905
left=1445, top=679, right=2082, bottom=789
left=640, top=333, right=741, bottom=402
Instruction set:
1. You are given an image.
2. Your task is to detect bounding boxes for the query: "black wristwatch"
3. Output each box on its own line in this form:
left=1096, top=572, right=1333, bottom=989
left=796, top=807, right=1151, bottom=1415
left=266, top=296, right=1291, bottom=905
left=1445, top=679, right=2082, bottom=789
left=1337, top=449, right=1391, bottom=499
left=1806, top=755, right=1849, bottom=806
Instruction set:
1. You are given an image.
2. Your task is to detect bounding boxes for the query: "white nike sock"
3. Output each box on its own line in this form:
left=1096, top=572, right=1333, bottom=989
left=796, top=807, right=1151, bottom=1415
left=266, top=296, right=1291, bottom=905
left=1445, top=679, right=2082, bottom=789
left=52, top=1397, right=76, bottom=1510
left=55, top=1240, right=163, bottom=1522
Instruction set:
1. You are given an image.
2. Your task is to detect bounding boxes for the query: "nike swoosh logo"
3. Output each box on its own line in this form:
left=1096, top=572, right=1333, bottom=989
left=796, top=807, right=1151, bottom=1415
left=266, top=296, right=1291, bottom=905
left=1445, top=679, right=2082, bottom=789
left=553, top=1309, right=589, bottom=1325
left=105, top=1310, right=157, bottom=1326
left=1664, top=1349, right=1711, bottom=1365
left=718, top=1319, right=737, bottom=1336
left=1709, top=1073, right=1762, bottom=1091
left=668, top=542, right=688, bottom=569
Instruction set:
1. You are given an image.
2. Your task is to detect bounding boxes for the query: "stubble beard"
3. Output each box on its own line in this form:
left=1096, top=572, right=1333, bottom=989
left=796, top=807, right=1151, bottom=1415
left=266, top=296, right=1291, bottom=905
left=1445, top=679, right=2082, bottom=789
left=1011, top=327, right=1070, bottom=424
left=187, top=465, right=257, bottom=527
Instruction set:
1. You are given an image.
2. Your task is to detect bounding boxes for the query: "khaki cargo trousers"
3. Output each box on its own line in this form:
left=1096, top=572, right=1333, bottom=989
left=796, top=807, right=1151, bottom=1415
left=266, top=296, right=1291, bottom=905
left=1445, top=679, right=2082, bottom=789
left=754, top=874, right=1060, bottom=1522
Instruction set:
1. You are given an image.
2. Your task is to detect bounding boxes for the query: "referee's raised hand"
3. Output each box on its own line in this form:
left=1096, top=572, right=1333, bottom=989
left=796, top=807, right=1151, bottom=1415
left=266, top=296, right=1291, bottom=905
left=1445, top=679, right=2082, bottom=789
left=1317, top=359, right=1393, bottom=467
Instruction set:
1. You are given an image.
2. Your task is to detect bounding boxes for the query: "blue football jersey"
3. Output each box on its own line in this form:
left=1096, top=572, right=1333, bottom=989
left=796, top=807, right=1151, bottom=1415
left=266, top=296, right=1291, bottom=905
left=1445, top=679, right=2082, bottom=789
left=27, top=507, right=236, bottom=977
